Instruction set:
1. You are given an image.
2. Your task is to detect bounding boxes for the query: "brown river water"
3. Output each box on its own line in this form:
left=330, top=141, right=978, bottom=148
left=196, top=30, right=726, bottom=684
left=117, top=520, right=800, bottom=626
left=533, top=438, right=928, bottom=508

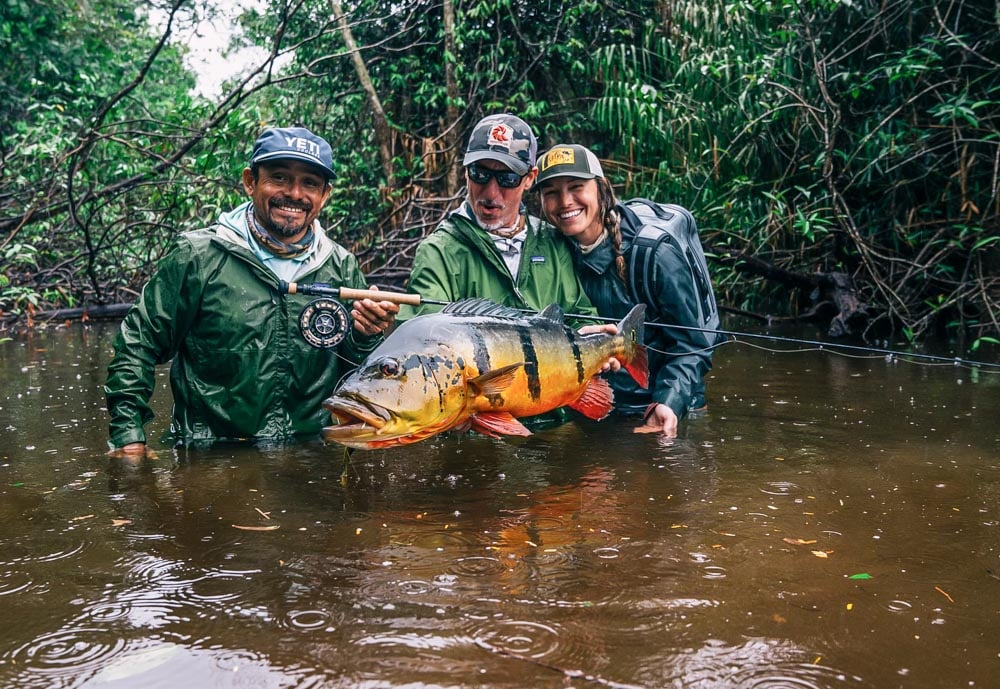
left=0, top=321, right=997, bottom=688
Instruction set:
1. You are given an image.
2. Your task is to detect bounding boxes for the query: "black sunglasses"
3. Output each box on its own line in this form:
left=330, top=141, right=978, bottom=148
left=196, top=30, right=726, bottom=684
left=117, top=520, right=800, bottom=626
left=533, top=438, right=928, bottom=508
left=466, top=165, right=525, bottom=189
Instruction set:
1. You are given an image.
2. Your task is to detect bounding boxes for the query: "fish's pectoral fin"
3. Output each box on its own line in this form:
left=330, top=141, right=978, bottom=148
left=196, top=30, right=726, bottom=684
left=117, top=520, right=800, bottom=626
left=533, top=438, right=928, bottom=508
left=569, top=376, right=615, bottom=420
left=470, top=411, right=532, bottom=438
left=469, top=362, right=524, bottom=397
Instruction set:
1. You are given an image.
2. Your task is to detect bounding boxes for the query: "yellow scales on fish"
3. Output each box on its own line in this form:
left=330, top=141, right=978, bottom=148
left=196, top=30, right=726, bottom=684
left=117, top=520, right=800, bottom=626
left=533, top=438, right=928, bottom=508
left=322, top=298, right=648, bottom=449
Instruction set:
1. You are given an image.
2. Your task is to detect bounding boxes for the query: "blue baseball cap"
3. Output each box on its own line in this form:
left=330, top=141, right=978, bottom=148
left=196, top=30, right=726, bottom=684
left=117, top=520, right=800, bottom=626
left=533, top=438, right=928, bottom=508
left=249, top=126, right=336, bottom=180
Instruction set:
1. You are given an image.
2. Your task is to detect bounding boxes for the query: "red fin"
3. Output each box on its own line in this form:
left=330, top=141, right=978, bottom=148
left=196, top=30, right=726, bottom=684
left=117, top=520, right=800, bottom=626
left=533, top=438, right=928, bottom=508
left=469, top=362, right=523, bottom=396
left=617, top=304, right=649, bottom=388
left=470, top=411, right=532, bottom=438
left=623, top=344, right=649, bottom=389
left=569, top=376, right=615, bottom=420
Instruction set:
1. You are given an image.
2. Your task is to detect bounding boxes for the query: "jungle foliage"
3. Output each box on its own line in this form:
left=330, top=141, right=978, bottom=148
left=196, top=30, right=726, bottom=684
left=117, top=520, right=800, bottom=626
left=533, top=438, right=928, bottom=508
left=1, top=0, right=998, bottom=352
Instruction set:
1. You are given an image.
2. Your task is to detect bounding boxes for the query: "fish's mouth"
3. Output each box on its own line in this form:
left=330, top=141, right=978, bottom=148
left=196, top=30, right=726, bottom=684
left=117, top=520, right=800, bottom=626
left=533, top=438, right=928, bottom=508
left=322, top=394, right=392, bottom=436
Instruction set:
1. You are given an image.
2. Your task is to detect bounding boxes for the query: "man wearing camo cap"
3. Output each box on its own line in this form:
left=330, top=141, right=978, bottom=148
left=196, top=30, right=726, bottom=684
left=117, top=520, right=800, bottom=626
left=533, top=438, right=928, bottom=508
left=399, top=114, right=598, bottom=330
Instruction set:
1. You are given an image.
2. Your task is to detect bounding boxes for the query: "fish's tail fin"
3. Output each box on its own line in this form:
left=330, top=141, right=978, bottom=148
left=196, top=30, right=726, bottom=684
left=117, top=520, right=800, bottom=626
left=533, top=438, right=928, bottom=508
left=618, top=304, right=649, bottom=388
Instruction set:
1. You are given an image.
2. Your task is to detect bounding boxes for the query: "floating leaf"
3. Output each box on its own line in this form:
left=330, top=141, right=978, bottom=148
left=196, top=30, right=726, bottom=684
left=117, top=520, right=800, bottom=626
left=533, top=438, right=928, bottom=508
left=934, top=585, right=955, bottom=603
left=111, top=519, right=132, bottom=527
left=810, top=550, right=829, bottom=558
left=783, top=537, right=817, bottom=545
left=848, top=573, right=872, bottom=579
left=232, top=524, right=280, bottom=531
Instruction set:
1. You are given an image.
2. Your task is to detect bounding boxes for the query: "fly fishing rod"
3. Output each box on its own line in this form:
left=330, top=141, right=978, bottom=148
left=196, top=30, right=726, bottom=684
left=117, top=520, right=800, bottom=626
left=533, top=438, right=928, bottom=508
left=280, top=280, right=450, bottom=349
left=283, top=281, right=449, bottom=306
left=281, top=281, right=1000, bottom=370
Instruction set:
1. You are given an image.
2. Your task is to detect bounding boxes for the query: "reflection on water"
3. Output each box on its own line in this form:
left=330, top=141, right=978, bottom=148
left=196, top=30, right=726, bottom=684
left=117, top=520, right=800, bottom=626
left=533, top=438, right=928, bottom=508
left=0, top=323, right=997, bottom=688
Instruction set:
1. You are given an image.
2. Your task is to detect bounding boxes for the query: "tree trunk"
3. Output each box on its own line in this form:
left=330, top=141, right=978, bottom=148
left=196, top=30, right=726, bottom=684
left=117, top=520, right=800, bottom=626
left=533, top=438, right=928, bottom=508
left=442, top=0, right=460, bottom=195
left=329, top=0, right=396, bottom=187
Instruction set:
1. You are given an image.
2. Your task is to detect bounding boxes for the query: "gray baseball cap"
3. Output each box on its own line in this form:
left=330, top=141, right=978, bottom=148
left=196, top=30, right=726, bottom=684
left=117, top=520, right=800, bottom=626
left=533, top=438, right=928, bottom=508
left=533, top=144, right=605, bottom=190
left=462, top=114, right=537, bottom=175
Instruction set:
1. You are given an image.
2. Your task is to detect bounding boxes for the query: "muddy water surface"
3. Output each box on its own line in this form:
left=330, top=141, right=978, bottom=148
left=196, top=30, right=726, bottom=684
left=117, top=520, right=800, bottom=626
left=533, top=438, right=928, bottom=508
left=0, top=323, right=997, bottom=688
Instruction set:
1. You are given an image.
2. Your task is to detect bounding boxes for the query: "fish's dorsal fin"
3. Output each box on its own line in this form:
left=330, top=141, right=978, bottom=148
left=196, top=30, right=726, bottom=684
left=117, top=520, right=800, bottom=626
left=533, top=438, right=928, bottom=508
left=442, top=298, right=525, bottom=320
left=536, top=303, right=564, bottom=322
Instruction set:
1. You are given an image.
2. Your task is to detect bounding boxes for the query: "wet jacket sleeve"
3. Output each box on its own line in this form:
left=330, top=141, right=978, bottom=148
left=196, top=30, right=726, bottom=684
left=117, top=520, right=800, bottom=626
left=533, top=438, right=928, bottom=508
left=399, top=238, right=456, bottom=321
left=649, top=241, right=714, bottom=418
left=104, top=239, right=202, bottom=447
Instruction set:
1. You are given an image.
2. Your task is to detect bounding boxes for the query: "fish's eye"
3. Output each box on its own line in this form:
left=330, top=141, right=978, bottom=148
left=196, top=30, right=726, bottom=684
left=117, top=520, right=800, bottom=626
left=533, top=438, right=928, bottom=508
left=379, top=359, right=400, bottom=377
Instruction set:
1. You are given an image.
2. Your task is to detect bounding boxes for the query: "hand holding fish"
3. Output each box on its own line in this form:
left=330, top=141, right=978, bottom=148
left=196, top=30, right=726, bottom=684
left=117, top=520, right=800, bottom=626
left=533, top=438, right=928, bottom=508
left=635, top=403, right=679, bottom=438
left=350, top=285, right=400, bottom=336
left=577, top=322, right=622, bottom=373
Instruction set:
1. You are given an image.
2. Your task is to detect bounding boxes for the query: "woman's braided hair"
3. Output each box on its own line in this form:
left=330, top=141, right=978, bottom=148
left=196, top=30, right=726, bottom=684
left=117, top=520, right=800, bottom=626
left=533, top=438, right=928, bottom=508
left=596, top=177, right=628, bottom=285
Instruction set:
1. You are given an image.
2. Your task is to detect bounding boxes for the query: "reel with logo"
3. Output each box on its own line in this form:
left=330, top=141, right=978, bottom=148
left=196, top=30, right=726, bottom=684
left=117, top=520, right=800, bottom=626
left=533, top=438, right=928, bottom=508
left=298, top=298, right=351, bottom=349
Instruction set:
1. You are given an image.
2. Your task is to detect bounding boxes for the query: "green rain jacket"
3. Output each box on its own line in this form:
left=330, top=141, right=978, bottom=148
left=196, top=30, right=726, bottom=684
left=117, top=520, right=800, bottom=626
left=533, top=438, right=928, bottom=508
left=105, top=202, right=381, bottom=448
left=399, top=204, right=598, bottom=326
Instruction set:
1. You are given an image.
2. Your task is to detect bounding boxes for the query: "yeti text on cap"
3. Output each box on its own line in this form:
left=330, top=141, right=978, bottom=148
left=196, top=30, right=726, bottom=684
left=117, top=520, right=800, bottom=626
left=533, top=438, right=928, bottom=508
left=285, top=134, right=321, bottom=160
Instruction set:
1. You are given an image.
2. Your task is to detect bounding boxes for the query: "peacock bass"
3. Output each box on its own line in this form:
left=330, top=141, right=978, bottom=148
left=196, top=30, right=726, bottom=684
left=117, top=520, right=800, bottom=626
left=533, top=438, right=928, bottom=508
left=322, top=298, right=647, bottom=449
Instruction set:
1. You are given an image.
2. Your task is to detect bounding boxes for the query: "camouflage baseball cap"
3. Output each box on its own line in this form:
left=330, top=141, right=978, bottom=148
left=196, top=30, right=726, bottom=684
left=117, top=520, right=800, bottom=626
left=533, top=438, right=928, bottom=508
left=462, top=114, right=537, bottom=175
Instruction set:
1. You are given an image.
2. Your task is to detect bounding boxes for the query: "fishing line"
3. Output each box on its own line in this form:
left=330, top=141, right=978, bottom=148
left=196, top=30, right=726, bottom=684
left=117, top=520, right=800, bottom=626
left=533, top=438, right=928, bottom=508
left=643, top=337, right=997, bottom=374
left=281, top=281, right=1000, bottom=372
left=561, top=311, right=1000, bottom=372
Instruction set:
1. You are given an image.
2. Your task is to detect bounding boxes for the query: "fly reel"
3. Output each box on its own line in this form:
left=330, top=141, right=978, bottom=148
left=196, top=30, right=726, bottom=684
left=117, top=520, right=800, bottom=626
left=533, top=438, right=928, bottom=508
left=298, top=298, right=351, bottom=349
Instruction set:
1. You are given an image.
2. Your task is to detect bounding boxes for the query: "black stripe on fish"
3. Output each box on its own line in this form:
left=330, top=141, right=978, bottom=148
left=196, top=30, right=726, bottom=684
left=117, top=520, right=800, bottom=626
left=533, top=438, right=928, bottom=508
left=517, top=325, right=541, bottom=400
left=566, top=327, right=585, bottom=385
left=471, top=327, right=491, bottom=376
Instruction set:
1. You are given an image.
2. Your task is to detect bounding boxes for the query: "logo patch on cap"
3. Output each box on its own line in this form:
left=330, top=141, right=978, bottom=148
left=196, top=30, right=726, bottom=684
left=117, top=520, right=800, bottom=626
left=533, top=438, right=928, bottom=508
left=283, top=134, right=322, bottom=161
left=488, top=124, right=513, bottom=149
left=541, top=146, right=576, bottom=171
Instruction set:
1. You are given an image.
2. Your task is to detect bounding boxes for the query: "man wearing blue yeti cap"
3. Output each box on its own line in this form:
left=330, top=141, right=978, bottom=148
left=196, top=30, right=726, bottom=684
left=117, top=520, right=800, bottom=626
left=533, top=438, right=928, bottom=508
left=105, top=126, right=398, bottom=454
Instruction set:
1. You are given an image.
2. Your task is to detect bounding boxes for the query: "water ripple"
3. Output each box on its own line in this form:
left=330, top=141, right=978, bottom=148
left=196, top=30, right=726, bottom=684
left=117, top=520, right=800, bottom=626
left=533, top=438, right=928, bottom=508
left=0, top=537, right=87, bottom=566
left=728, top=661, right=864, bottom=689
left=661, top=638, right=865, bottom=689
left=759, top=481, right=802, bottom=497
left=8, top=627, right=128, bottom=679
left=473, top=619, right=561, bottom=658
left=282, top=608, right=335, bottom=631
left=448, top=555, right=510, bottom=577
left=0, top=568, right=37, bottom=596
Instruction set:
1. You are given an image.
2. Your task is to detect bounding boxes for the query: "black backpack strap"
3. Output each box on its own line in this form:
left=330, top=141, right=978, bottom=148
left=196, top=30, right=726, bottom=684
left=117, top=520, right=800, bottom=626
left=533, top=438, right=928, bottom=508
left=620, top=201, right=671, bottom=318
left=628, top=197, right=675, bottom=221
